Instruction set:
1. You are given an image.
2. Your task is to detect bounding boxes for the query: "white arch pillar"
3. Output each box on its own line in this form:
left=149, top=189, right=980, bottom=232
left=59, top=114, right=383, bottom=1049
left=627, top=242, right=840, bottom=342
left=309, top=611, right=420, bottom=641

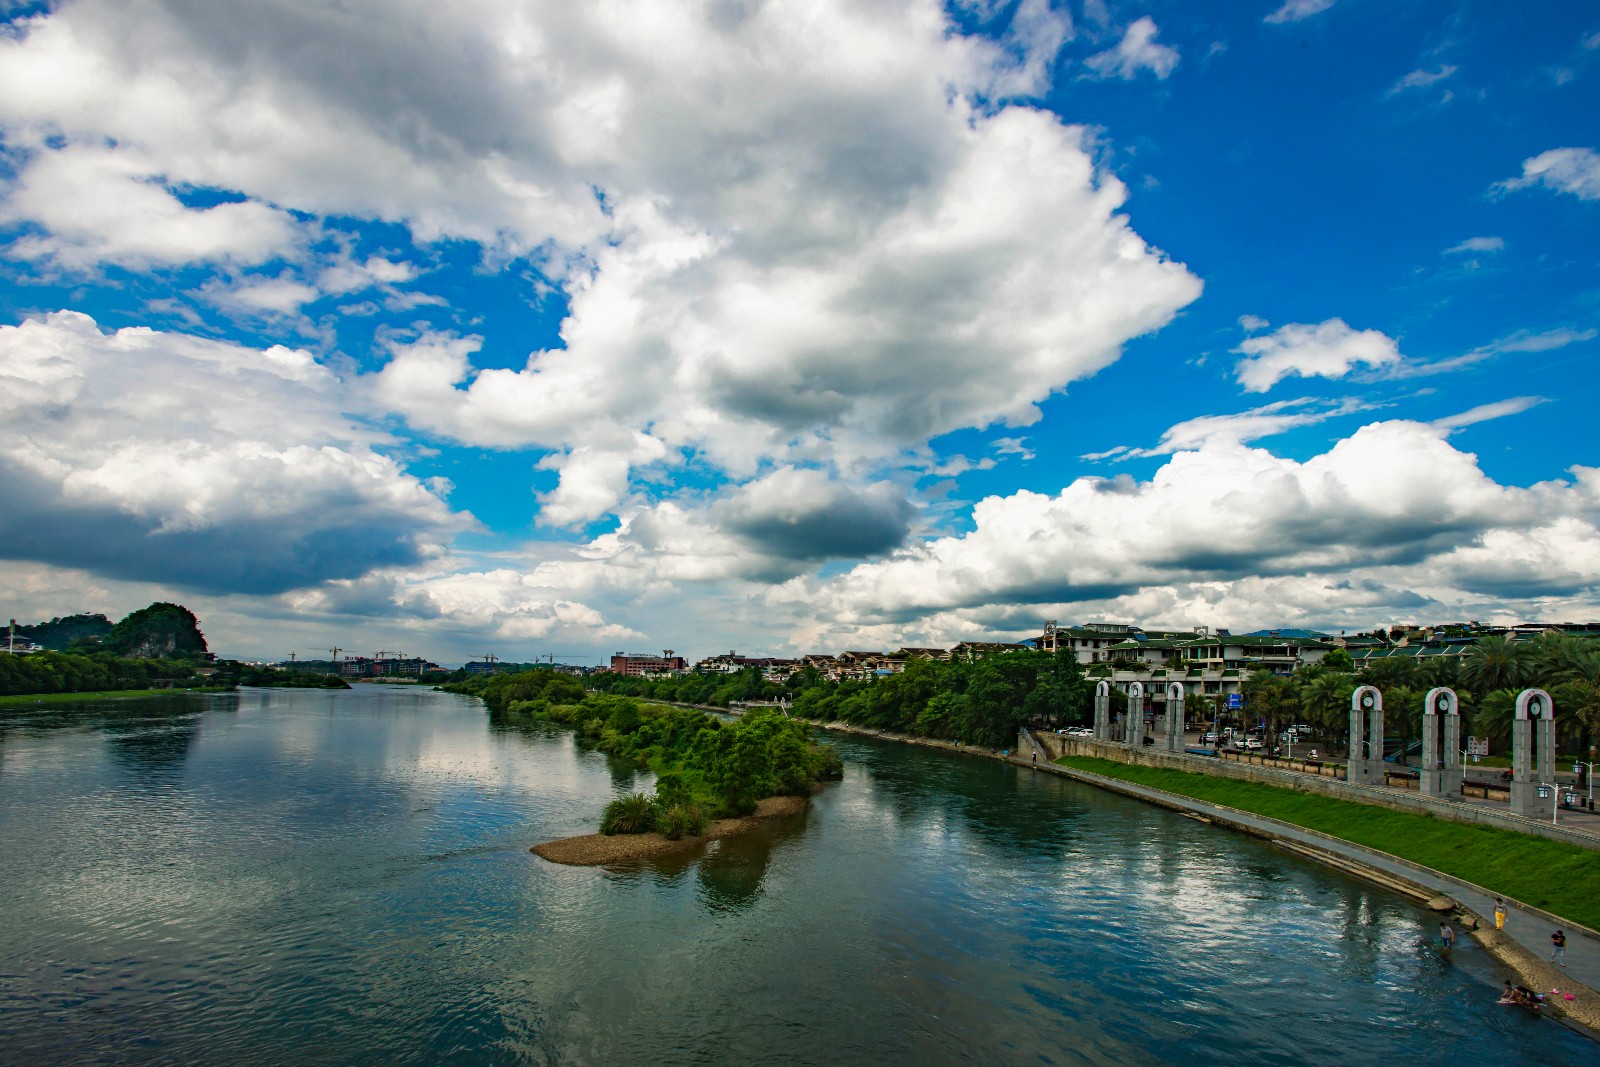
left=1348, top=685, right=1384, bottom=786
left=1124, top=682, right=1145, bottom=746
left=1511, top=689, right=1556, bottom=819
left=1093, top=680, right=1112, bottom=741
left=1164, top=682, right=1185, bottom=752
left=1420, top=687, right=1462, bottom=799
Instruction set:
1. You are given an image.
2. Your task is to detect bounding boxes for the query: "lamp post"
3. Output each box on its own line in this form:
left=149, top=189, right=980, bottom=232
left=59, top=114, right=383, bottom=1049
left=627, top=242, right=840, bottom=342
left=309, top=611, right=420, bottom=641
left=1573, top=757, right=1595, bottom=811
left=1538, top=782, right=1561, bottom=825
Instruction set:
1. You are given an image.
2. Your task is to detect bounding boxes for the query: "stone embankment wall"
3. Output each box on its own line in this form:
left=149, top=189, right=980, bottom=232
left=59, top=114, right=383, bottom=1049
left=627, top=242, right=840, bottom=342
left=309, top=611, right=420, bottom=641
left=1031, top=732, right=1600, bottom=852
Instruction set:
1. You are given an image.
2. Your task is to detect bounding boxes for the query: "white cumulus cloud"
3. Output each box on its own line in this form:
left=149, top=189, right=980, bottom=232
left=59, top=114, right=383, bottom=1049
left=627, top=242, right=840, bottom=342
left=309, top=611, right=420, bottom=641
left=1085, top=17, right=1179, bottom=80
left=1233, top=319, right=1402, bottom=392
left=1265, top=0, right=1337, bottom=25
left=783, top=421, right=1600, bottom=643
left=0, top=311, right=469, bottom=593
left=1495, top=147, right=1600, bottom=201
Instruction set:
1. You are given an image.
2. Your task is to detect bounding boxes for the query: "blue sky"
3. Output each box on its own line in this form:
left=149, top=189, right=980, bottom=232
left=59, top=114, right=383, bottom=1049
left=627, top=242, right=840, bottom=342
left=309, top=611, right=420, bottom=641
left=1, top=0, right=1597, bottom=664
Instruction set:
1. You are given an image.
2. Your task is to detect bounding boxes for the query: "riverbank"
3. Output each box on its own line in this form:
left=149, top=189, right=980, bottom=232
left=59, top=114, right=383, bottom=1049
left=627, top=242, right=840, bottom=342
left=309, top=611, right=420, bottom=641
left=1054, top=754, right=1600, bottom=932
left=0, top=687, right=229, bottom=706
left=792, top=719, right=1600, bottom=1037
left=1035, top=753, right=1600, bottom=1036
left=532, top=794, right=809, bottom=865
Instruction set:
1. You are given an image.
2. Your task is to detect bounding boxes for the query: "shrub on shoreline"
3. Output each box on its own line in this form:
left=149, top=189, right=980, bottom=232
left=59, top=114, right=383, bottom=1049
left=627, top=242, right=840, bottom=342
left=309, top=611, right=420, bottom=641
left=600, top=793, right=658, bottom=836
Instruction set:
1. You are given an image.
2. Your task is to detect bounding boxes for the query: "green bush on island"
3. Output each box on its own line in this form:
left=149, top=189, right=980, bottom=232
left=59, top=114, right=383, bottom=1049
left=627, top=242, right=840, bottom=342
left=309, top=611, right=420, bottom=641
left=599, top=793, right=659, bottom=835
left=448, top=672, right=843, bottom=832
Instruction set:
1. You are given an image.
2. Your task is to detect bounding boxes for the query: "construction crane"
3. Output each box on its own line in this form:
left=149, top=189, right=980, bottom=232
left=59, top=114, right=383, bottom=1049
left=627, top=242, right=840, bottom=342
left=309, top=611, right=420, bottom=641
left=320, top=646, right=343, bottom=661
left=480, top=653, right=500, bottom=665
left=538, top=653, right=578, bottom=663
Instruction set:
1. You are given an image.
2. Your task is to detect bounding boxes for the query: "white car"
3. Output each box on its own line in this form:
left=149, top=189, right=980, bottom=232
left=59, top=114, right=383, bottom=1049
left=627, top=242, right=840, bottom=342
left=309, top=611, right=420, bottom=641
left=1241, top=736, right=1266, bottom=751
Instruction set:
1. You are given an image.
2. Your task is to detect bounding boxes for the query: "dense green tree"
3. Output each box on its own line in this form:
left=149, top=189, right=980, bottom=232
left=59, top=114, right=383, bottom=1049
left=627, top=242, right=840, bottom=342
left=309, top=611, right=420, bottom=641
left=1301, top=672, right=1355, bottom=749
left=1322, top=648, right=1355, bottom=672
left=103, top=603, right=208, bottom=659
left=12, top=613, right=113, bottom=651
left=1461, top=636, right=1531, bottom=697
left=1470, top=689, right=1519, bottom=752
left=1242, top=672, right=1298, bottom=744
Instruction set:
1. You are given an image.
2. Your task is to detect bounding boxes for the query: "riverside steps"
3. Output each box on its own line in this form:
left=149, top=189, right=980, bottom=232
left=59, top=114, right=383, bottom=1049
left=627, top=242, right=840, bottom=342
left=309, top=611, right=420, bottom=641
left=1014, top=727, right=1600, bottom=1033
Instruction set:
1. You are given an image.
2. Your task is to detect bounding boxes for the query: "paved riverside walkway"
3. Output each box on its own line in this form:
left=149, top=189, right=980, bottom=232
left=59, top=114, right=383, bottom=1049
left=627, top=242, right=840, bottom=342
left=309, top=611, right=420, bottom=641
left=1017, top=751, right=1600, bottom=1000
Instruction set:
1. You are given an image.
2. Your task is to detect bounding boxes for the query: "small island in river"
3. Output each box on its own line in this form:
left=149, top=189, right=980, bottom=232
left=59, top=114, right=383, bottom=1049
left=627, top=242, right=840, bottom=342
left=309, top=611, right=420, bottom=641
left=441, top=670, right=842, bottom=865
left=533, top=795, right=810, bottom=866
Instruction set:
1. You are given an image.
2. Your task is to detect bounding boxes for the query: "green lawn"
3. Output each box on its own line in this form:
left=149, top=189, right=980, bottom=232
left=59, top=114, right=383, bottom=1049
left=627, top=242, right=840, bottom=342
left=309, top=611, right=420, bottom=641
left=0, top=688, right=219, bottom=706
left=1055, top=755, right=1600, bottom=932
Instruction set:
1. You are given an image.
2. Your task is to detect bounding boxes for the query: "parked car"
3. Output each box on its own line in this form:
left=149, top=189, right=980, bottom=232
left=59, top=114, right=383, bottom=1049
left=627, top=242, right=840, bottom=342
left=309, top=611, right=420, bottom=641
left=1201, top=730, right=1221, bottom=744
left=1242, top=737, right=1266, bottom=751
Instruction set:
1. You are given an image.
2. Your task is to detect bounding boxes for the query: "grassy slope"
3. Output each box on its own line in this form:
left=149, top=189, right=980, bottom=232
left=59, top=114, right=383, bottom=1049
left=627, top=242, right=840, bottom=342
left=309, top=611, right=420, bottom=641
left=0, top=687, right=232, bottom=706
left=1056, top=755, right=1600, bottom=931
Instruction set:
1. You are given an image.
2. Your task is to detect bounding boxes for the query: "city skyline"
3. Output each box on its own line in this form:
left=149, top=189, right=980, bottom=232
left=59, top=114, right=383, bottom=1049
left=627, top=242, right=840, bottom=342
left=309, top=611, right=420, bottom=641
left=2, top=1, right=1598, bottom=665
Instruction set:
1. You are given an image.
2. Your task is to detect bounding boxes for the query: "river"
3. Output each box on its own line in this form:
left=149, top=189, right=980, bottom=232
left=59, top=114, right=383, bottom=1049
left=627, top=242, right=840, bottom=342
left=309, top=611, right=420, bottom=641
left=0, top=685, right=1588, bottom=1065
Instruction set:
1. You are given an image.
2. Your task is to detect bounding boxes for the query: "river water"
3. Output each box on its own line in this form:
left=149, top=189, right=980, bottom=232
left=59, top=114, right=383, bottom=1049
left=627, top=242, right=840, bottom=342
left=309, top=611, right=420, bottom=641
left=0, top=685, right=1589, bottom=1065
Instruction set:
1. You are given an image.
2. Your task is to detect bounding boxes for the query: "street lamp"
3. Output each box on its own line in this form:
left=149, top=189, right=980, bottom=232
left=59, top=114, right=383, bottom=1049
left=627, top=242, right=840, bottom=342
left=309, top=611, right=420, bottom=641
left=1573, top=757, right=1595, bottom=811
left=1538, top=783, right=1561, bottom=826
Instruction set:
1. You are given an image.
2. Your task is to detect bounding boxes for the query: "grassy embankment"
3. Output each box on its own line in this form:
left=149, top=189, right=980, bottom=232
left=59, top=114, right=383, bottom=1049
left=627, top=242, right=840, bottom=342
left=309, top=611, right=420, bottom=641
left=1056, top=754, right=1600, bottom=931
left=0, top=687, right=230, bottom=706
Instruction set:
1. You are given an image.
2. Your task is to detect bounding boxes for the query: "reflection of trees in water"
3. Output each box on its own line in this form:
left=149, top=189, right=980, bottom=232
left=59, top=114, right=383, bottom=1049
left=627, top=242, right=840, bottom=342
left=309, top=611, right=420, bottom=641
left=597, top=810, right=811, bottom=914
left=695, top=815, right=808, bottom=913
left=830, top=735, right=1087, bottom=859
left=0, top=696, right=209, bottom=777
left=489, top=711, right=654, bottom=794
left=103, top=713, right=202, bottom=776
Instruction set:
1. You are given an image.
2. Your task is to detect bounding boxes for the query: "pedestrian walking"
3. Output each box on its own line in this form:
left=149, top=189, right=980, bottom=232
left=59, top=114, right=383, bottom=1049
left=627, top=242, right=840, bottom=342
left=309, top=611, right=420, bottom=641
left=1032, top=750, right=1038, bottom=766
left=1494, top=898, right=1506, bottom=931
left=1552, top=930, right=1566, bottom=967
left=1439, top=923, right=1455, bottom=952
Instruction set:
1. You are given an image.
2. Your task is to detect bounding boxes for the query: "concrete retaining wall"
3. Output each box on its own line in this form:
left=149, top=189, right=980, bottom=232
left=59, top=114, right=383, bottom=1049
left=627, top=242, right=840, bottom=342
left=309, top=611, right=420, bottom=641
left=1031, top=732, right=1600, bottom=851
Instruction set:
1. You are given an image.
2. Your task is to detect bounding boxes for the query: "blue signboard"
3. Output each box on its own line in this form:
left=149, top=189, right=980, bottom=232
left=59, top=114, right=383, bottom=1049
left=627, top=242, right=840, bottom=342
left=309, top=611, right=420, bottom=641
left=1226, top=693, right=1242, bottom=710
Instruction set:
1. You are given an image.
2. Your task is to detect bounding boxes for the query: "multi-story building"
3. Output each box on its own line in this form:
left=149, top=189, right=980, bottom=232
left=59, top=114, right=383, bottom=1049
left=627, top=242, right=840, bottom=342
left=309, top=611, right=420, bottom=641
left=694, top=652, right=800, bottom=682
left=1174, top=633, right=1333, bottom=675
left=609, top=651, right=689, bottom=676
left=1032, top=622, right=1204, bottom=665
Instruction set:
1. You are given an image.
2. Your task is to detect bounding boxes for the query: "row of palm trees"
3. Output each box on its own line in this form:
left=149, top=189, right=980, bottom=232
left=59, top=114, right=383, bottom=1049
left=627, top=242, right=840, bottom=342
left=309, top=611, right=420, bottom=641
left=1229, top=632, right=1600, bottom=760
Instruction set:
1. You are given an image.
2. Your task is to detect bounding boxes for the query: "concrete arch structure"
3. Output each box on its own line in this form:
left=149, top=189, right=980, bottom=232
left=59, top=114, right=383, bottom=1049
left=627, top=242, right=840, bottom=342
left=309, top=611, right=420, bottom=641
left=1511, top=688, right=1556, bottom=819
left=1093, top=680, right=1112, bottom=741
left=1164, top=682, right=1185, bottom=752
left=1420, top=687, right=1462, bottom=799
left=1348, top=685, right=1384, bottom=786
left=1124, top=682, right=1145, bottom=746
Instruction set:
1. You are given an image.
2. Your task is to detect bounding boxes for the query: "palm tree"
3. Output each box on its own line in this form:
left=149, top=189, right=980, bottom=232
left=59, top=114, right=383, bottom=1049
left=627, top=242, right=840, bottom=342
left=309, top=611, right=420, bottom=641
left=1469, top=689, right=1518, bottom=753
left=1554, top=649, right=1600, bottom=755
left=1301, top=672, right=1355, bottom=754
left=1461, top=636, right=1531, bottom=698
left=1529, top=630, right=1586, bottom=685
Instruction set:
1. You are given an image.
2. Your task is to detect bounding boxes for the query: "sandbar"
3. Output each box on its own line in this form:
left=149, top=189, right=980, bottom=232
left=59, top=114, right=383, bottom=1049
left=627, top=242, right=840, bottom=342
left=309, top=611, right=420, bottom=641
left=532, top=794, right=809, bottom=866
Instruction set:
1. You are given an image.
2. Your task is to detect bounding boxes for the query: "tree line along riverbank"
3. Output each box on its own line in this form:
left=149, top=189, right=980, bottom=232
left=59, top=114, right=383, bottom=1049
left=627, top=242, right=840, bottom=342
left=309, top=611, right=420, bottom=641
left=441, top=670, right=842, bottom=845
left=587, top=634, right=1600, bottom=760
